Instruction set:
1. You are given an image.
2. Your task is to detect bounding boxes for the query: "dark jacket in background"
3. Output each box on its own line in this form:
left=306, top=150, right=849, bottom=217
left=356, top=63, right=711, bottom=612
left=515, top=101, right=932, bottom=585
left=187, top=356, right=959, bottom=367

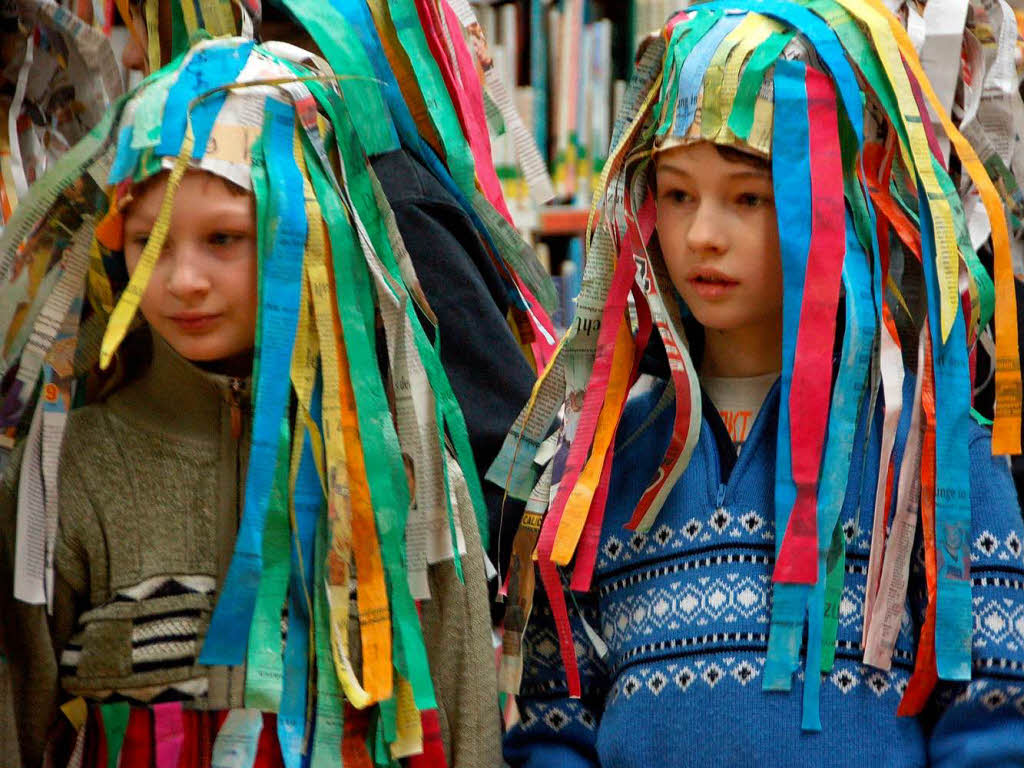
left=371, top=149, right=533, bottom=583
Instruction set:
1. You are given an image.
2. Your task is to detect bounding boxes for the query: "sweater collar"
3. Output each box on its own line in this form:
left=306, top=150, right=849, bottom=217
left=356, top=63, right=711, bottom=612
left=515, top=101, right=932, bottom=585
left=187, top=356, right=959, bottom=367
left=108, top=330, right=251, bottom=440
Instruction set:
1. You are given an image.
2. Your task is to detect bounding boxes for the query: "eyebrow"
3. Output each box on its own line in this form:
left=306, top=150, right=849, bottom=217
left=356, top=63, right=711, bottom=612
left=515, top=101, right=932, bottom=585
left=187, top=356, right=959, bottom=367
left=123, top=212, right=157, bottom=229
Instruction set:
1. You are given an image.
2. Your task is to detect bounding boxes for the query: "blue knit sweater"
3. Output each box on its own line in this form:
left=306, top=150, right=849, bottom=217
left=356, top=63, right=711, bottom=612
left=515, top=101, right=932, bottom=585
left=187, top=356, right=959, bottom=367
left=504, top=379, right=1024, bottom=767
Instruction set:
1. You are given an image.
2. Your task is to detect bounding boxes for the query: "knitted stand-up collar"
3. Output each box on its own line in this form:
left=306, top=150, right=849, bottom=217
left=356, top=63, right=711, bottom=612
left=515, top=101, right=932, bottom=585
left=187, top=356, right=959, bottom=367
left=107, top=331, right=250, bottom=442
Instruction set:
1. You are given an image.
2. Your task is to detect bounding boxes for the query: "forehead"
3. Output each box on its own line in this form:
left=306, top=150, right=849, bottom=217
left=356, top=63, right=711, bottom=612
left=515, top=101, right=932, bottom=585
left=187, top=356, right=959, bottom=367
left=123, top=170, right=251, bottom=220
left=655, top=141, right=771, bottom=176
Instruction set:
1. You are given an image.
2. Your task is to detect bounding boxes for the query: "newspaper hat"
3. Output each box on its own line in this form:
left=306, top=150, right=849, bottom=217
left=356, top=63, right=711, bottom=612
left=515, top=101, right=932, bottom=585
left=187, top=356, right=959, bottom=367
left=488, top=0, right=1022, bottom=733
left=0, top=36, right=485, bottom=760
left=649, top=21, right=821, bottom=158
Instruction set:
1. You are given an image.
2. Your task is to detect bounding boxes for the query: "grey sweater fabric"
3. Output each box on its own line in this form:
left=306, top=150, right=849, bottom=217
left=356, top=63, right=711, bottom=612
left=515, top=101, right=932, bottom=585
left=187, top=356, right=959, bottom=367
left=1, top=330, right=501, bottom=767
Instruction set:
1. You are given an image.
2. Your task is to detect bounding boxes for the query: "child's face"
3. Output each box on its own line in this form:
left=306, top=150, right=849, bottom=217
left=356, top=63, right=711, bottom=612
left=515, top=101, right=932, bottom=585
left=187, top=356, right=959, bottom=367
left=123, top=170, right=258, bottom=364
left=654, top=141, right=783, bottom=343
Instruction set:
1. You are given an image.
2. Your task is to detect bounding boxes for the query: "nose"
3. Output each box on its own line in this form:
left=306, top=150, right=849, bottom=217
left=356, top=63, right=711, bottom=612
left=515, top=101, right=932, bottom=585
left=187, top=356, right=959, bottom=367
left=685, top=198, right=728, bottom=256
left=164, top=244, right=211, bottom=301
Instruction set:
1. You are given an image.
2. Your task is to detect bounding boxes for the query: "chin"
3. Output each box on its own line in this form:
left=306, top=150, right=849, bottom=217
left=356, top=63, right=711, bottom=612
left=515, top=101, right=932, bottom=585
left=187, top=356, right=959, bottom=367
left=686, top=307, right=744, bottom=332
left=167, top=338, right=244, bottom=363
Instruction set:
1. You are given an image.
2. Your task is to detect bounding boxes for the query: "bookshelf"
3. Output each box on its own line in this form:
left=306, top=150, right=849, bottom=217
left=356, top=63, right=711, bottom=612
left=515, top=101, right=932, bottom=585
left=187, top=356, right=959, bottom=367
left=471, top=0, right=671, bottom=328
left=471, top=0, right=632, bottom=229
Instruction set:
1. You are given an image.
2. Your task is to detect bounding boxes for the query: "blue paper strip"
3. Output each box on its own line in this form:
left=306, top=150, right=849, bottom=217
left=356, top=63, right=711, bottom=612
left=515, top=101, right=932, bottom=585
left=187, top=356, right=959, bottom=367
left=918, top=176, right=973, bottom=682
left=200, top=97, right=307, bottom=665
left=109, top=124, right=141, bottom=184
left=763, top=58, right=812, bottom=693
left=278, top=411, right=322, bottom=768
left=155, top=42, right=253, bottom=160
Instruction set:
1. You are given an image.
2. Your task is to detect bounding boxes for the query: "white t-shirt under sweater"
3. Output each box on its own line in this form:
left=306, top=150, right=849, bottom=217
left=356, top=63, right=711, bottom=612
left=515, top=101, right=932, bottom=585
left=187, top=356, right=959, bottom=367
left=701, top=371, right=779, bottom=452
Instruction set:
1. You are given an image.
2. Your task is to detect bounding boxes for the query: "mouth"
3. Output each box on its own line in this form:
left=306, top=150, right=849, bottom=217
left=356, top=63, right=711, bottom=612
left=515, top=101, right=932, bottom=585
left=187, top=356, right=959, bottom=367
left=687, top=270, right=739, bottom=298
left=167, top=313, right=221, bottom=331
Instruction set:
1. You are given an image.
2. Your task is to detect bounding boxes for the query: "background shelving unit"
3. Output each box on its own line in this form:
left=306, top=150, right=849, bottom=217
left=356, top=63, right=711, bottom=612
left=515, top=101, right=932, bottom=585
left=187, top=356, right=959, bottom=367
left=472, top=0, right=675, bottom=327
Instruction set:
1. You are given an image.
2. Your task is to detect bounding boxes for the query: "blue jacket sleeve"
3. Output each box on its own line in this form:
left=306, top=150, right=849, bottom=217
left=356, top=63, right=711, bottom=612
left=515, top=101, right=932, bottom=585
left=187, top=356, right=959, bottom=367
left=926, top=427, right=1024, bottom=766
left=503, top=575, right=608, bottom=768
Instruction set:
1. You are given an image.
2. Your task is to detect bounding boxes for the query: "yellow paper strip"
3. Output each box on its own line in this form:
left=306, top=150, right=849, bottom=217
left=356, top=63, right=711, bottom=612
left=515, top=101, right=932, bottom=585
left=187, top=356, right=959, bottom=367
left=99, top=129, right=194, bottom=369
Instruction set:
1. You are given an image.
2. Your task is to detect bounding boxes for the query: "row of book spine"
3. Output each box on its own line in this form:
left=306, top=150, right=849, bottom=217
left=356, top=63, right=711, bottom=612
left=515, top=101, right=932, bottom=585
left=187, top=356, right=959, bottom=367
left=471, top=0, right=628, bottom=218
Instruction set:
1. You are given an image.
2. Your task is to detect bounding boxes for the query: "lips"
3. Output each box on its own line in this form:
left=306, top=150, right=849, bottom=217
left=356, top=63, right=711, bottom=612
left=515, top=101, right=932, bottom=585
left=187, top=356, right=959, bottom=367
left=687, top=269, right=738, bottom=299
left=167, top=312, right=221, bottom=331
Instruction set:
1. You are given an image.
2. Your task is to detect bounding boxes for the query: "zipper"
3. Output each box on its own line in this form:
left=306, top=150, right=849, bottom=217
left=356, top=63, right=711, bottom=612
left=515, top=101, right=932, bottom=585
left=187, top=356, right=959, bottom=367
left=703, top=418, right=728, bottom=509
left=229, top=377, right=246, bottom=527
left=229, top=378, right=244, bottom=440
left=715, top=482, right=727, bottom=509
left=221, top=377, right=248, bottom=704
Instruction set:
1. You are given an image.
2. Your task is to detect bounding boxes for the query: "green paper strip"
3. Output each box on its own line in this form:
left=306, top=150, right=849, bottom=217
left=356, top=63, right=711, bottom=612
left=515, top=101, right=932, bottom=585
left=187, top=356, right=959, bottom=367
left=820, top=518, right=846, bottom=671
left=386, top=0, right=476, bottom=199
left=244, top=419, right=293, bottom=711
left=276, top=0, right=398, bottom=157
left=311, top=512, right=345, bottom=768
left=100, top=702, right=130, bottom=768
left=726, top=30, right=794, bottom=141
left=306, top=142, right=435, bottom=712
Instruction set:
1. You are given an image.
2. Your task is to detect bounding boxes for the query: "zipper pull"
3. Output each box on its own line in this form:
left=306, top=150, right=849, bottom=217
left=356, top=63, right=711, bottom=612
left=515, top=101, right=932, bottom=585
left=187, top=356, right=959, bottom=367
left=229, top=378, right=244, bottom=440
left=716, top=483, right=727, bottom=509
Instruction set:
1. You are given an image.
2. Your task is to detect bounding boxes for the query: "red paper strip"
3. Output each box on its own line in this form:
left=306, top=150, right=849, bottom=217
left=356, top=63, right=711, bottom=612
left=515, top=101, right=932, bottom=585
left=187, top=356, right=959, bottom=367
left=89, top=707, right=107, bottom=768
left=153, top=702, right=184, bottom=768
left=254, top=713, right=285, bottom=768
left=415, top=0, right=514, bottom=223
left=408, top=710, right=449, bottom=768
left=535, top=557, right=582, bottom=696
left=570, top=445, right=614, bottom=592
left=341, top=704, right=375, bottom=768
left=514, top=272, right=557, bottom=369
left=624, top=320, right=696, bottom=530
left=103, top=0, right=114, bottom=35
left=623, top=171, right=701, bottom=532
left=774, top=67, right=846, bottom=584
left=119, top=708, right=152, bottom=768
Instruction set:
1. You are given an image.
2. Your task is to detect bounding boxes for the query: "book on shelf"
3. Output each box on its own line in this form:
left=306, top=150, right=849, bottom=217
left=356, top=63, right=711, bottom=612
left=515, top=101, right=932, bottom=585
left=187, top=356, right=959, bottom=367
left=633, top=0, right=679, bottom=54
left=471, top=0, right=628, bottom=227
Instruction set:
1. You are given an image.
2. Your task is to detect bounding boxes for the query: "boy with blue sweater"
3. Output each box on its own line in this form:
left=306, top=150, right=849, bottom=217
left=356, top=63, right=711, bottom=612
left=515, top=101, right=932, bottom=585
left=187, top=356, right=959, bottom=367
left=495, top=2, right=1024, bottom=765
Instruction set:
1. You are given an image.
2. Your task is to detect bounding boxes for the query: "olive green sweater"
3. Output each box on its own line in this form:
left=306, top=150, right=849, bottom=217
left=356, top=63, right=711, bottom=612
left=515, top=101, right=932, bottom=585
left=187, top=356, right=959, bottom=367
left=1, top=332, right=500, bottom=767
